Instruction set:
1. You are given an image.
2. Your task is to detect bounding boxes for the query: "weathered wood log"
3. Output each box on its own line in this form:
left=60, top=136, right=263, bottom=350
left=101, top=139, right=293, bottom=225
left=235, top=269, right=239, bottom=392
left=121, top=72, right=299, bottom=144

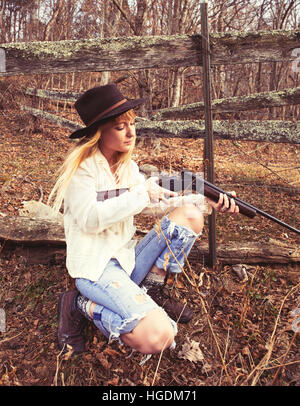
left=0, top=216, right=65, bottom=245
left=154, top=87, right=300, bottom=120
left=139, top=118, right=300, bottom=144
left=25, top=87, right=79, bottom=102
left=22, top=105, right=80, bottom=132
left=21, top=105, right=300, bottom=144
left=0, top=217, right=66, bottom=265
left=0, top=216, right=299, bottom=265
left=1, top=30, right=299, bottom=76
left=192, top=240, right=300, bottom=265
left=25, top=87, right=300, bottom=116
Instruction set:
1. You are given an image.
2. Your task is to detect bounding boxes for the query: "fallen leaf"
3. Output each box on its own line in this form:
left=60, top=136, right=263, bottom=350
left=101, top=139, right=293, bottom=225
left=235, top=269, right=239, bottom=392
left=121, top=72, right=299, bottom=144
left=103, top=348, right=121, bottom=358
left=178, top=338, right=204, bottom=363
left=232, top=264, right=249, bottom=282
left=96, top=352, right=111, bottom=369
left=62, top=344, right=74, bottom=361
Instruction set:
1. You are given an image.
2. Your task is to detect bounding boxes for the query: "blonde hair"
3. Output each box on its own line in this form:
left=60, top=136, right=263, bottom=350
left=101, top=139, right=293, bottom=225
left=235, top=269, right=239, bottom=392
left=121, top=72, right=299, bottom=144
left=48, top=109, right=136, bottom=213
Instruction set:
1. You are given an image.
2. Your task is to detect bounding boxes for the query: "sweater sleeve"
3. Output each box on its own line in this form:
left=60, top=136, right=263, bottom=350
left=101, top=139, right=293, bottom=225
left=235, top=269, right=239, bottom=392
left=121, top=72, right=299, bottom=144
left=64, top=161, right=150, bottom=234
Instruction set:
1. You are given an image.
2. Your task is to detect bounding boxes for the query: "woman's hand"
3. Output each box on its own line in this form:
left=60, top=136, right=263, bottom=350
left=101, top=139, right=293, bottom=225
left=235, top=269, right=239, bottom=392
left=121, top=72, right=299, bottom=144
left=145, top=177, right=178, bottom=203
left=207, top=191, right=239, bottom=214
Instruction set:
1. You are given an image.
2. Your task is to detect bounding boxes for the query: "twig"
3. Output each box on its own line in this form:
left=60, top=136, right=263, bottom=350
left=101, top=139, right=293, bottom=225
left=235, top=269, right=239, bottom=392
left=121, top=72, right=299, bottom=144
left=0, top=330, right=23, bottom=344
left=151, top=291, right=188, bottom=386
left=151, top=334, right=174, bottom=386
left=232, top=141, right=296, bottom=188
left=240, top=268, right=258, bottom=326
left=270, top=332, right=298, bottom=385
left=181, top=248, right=232, bottom=383
left=218, top=328, right=231, bottom=385
left=262, top=359, right=300, bottom=370
left=243, top=282, right=300, bottom=386
left=53, top=346, right=68, bottom=386
left=111, top=0, right=137, bottom=35
left=150, top=222, right=229, bottom=384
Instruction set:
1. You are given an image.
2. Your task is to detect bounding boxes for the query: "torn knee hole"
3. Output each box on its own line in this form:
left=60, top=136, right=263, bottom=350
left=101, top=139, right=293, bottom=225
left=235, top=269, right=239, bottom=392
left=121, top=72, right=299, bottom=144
left=111, top=281, right=120, bottom=289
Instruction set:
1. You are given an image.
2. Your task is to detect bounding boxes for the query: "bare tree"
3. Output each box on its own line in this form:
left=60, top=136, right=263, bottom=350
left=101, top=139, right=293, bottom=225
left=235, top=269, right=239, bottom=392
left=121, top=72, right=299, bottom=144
left=1, top=0, right=299, bottom=120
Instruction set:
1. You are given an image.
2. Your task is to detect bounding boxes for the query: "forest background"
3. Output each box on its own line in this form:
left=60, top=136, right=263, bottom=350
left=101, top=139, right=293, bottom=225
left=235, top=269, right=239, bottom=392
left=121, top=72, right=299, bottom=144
left=0, top=0, right=299, bottom=388
left=0, top=0, right=300, bottom=117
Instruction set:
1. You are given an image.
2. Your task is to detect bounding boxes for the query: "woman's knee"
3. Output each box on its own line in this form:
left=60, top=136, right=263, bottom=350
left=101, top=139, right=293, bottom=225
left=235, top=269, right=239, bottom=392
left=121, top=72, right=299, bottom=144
left=168, top=204, right=204, bottom=234
left=122, top=309, right=175, bottom=354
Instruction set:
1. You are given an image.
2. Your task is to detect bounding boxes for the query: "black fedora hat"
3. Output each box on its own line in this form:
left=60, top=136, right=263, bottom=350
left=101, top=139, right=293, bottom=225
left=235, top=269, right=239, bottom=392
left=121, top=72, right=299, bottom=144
left=69, top=84, right=145, bottom=139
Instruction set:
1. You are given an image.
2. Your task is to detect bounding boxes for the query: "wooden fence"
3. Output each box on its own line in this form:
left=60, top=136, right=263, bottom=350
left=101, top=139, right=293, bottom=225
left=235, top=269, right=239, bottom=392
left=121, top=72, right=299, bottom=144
left=1, top=29, right=299, bottom=143
left=22, top=88, right=300, bottom=144
left=1, top=30, right=299, bottom=75
left=0, top=24, right=299, bottom=266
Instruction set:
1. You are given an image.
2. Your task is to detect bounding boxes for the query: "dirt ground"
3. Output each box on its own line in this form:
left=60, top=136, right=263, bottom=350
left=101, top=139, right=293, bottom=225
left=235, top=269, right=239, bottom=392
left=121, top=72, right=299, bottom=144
left=0, top=111, right=299, bottom=388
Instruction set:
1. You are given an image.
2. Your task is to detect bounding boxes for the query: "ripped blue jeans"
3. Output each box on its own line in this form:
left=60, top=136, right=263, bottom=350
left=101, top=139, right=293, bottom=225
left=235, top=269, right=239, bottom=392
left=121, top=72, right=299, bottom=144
left=75, top=215, right=200, bottom=348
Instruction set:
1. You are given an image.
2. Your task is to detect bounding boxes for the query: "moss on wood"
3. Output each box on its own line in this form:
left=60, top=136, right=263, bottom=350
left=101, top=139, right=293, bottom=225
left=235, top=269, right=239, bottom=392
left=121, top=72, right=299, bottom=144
left=1, top=29, right=299, bottom=76
left=22, top=106, right=299, bottom=144
left=154, top=88, right=300, bottom=119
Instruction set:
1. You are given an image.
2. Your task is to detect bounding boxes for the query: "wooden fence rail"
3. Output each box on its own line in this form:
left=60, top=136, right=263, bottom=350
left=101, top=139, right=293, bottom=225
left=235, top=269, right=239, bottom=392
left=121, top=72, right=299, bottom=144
left=26, top=88, right=80, bottom=102
left=22, top=105, right=300, bottom=144
left=154, top=87, right=300, bottom=119
left=2, top=27, right=300, bottom=266
left=25, top=86, right=300, bottom=116
left=1, top=29, right=299, bottom=76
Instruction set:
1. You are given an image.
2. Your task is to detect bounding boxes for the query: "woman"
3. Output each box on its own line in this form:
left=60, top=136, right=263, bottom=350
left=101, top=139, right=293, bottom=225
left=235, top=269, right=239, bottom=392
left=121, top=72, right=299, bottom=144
left=50, top=84, right=238, bottom=357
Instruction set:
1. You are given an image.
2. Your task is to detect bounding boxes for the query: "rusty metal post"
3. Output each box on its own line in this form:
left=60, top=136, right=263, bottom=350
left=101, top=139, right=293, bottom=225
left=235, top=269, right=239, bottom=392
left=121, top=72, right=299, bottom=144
left=201, top=1, right=217, bottom=268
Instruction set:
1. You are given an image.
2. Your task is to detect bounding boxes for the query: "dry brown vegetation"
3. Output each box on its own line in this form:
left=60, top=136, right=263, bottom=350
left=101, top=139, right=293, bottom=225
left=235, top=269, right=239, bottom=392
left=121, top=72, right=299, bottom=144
left=0, top=104, right=299, bottom=387
left=0, top=0, right=299, bottom=391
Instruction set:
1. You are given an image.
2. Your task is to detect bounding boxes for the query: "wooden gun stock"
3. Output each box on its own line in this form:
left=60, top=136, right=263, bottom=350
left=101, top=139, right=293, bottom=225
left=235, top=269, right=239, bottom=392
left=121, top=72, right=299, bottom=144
left=203, top=182, right=256, bottom=218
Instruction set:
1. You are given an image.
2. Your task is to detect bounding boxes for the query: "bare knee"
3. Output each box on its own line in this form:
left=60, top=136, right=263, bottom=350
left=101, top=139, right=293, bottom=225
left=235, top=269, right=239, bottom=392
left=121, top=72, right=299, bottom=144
left=146, top=322, right=174, bottom=354
left=121, top=309, right=175, bottom=354
left=168, top=204, right=204, bottom=234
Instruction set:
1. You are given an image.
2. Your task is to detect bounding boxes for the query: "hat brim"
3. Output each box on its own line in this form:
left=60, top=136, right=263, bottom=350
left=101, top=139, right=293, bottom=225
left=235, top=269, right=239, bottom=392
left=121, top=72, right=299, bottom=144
left=69, top=97, right=146, bottom=139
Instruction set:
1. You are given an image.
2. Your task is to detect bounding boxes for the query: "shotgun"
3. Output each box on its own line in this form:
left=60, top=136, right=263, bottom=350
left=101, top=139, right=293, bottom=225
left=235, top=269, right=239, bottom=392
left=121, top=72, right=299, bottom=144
left=97, top=170, right=300, bottom=235
left=158, top=170, right=300, bottom=235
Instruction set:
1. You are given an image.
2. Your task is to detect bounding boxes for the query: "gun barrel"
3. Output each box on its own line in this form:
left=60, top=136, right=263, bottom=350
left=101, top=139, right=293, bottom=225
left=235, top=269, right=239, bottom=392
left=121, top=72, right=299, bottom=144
left=202, top=177, right=300, bottom=235
left=251, top=206, right=300, bottom=234
left=203, top=178, right=299, bottom=234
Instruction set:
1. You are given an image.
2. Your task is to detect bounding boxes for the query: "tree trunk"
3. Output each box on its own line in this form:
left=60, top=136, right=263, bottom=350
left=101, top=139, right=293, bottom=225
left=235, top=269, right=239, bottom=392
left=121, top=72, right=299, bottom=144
left=0, top=0, right=6, bottom=42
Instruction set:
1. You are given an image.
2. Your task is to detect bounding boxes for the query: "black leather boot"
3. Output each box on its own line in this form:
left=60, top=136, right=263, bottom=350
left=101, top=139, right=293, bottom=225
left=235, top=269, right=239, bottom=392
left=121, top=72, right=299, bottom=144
left=57, top=291, right=87, bottom=354
left=147, top=287, right=193, bottom=324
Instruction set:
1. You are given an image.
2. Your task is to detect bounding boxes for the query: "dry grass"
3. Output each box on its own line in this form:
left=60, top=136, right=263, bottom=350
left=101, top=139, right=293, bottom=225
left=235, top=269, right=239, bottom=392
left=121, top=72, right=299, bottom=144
left=0, top=101, right=299, bottom=387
